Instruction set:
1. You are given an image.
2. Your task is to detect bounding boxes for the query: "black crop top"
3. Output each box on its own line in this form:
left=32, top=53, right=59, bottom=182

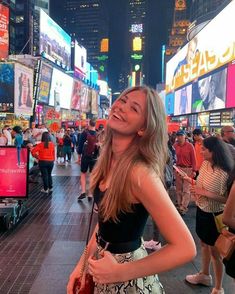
left=94, top=185, right=149, bottom=243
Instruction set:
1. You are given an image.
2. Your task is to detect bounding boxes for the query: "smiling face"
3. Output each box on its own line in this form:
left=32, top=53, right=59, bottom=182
left=198, top=77, right=210, bottom=101
left=108, top=89, right=147, bottom=136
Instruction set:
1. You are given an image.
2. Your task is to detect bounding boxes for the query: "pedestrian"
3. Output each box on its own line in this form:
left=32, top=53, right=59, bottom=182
left=173, top=129, right=197, bottom=215
left=67, top=86, right=196, bottom=293
left=12, top=126, right=23, bottom=165
left=184, top=137, right=233, bottom=294
left=31, top=131, right=55, bottom=193
left=222, top=167, right=235, bottom=280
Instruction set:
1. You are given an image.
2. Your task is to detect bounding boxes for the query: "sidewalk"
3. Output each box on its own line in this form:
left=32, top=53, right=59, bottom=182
left=0, top=161, right=234, bottom=294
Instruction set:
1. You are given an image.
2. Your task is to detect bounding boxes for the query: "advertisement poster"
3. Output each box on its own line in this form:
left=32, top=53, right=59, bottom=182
left=37, top=62, right=53, bottom=104
left=0, top=4, right=9, bottom=59
left=0, top=63, right=14, bottom=112
left=226, top=62, right=235, bottom=108
left=49, top=68, right=73, bottom=110
left=14, top=63, right=34, bottom=115
left=91, top=89, right=98, bottom=115
left=197, top=112, right=209, bottom=127
left=40, top=9, right=71, bottom=70
left=165, top=92, right=174, bottom=115
left=71, top=80, right=81, bottom=110
left=191, top=67, right=227, bottom=113
left=174, top=84, right=192, bottom=116
left=74, top=40, right=87, bottom=77
left=80, top=84, right=90, bottom=113
left=165, top=1, right=235, bottom=93
left=0, top=147, right=28, bottom=198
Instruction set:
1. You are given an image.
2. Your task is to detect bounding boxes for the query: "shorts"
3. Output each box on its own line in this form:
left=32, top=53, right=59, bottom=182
left=196, top=206, right=220, bottom=246
left=80, top=156, right=96, bottom=173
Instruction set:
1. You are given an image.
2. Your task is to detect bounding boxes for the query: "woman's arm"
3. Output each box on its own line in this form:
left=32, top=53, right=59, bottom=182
left=223, top=182, right=235, bottom=229
left=67, top=224, right=98, bottom=294
left=88, top=166, right=196, bottom=284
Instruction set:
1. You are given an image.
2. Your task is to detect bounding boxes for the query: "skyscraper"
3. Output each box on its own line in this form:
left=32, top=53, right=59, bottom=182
left=50, top=0, right=109, bottom=79
left=35, top=0, right=50, bottom=14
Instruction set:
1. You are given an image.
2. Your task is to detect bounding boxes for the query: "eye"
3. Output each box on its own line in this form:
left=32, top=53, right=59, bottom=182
left=131, top=106, right=138, bottom=112
left=119, top=98, right=127, bottom=103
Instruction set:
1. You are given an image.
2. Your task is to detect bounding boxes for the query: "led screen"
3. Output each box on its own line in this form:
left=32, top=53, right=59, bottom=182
left=0, top=147, right=29, bottom=198
left=40, top=9, right=71, bottom=70
left=165, top=92, right=174, bottom=115
left=91, top=89, right=98, bottom=115
left=197, top=112, right=209, bottom=127
left=165, top=0, right=235, bottom=93
left=37, top=62, right=53, bottom=104
left=191, top=67, right=227, bottom=113
left=174, top=84, right=192, bottom=116
left=80, top=84, right=90, bottom=112
left=226, top=62, right=235, bottom=108
left=49, top=68, right=73, bottom=110
left=74, top=40, right=87, bottom=76
left=14, top=63, right=34, bottom=115
left=71, top=80, right=81, bottom=110
left=0, top=63, right=14, bottom=113
left=0, top=4, right=9, bottom=59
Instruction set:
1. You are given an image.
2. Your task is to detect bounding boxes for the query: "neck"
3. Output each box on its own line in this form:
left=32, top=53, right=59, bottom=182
left=111, top=133, right=135, bottom=160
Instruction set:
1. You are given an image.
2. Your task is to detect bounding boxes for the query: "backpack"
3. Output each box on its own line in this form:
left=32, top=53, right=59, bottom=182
left=82, top=131, right=97, bottom=157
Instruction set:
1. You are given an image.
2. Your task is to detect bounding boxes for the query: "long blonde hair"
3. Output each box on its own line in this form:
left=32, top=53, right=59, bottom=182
left=90, top=86, right=168, bottom=222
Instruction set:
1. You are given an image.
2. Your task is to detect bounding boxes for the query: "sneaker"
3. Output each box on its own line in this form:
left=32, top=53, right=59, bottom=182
left=211, top=288, right=224, bottom=294
left=144, top=240, right=162, bottom=251
left=40, top=188, right=49, bottom=193
left=185, top=272, right=212, bottom=286
left=78, top=193, right=86, bottom=201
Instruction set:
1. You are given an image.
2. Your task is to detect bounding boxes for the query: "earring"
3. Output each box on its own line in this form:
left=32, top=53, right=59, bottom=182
left=137, top=131, right=143, bottom=136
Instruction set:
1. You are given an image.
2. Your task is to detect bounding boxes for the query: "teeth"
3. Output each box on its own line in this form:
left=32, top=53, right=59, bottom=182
left=113, top=113, right=121, bottom=120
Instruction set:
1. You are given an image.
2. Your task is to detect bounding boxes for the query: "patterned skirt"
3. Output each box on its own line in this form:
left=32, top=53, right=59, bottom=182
left=94, top=244, right=165, bottom=294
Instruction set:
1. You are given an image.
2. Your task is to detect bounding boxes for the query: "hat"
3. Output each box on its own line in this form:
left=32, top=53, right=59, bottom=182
left=176, top=130, right=186, bottom=136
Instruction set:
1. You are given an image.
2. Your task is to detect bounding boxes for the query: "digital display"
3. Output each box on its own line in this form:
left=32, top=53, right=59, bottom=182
left=174, top=84, right=192, bottom=116
left=165, top=92, right=175, bottom=115
left=0, top=147, right=29, bottom=198
left=197, top=112, right=209, bottom=127
left=0, top=4, right=9, bottom=59
left=0, top=63, right=14, bottom=113
left=14, top=63, right=34, bottom=116
left=226, top=62, right=235, bottom=108
left=131, top=24, right=143, bottom=33
left=71, top=80, right=81, bottom=110
left=37, top=62, right=53, bottom=104
left=49, top=68, right=73, bottom=110
left=74, top=40, right=87, bottom=77
left=166, top=1, right=235, bottom=93
left=191, top=67, right=227, bottom=113
left=39, top=9, right=71, bottom=70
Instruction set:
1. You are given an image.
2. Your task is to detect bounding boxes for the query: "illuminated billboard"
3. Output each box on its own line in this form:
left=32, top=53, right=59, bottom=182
left=165, top=93, right=175, bottom=115
left=71, top=80, right=81, bottom=111
left=131, top=24, right=143, bottom=33
left=74, top=40, right=87, bottom=77
left=39, top=9, right=71, bottom=70
left=197, top=112, right=209, bottom=127
left=37, top=62, right=53, bottom=104
left=80, top=84, right=90, bottom=112
left=14, top=63, right=34, bottom=116
left=226, top=62, right=235, bottom=108
left=174, top=84, right=192, bottom=116
left=0, top=147, right=29, bottom=198
left=165, top=0, right=235, bottom=93
left=0, top=4, right=9, bottom=59
left=191, top=67, right=227, bottom=113
left=0, top=63, right=14, bottom=113
left=49, top=68, right=73, bottom=110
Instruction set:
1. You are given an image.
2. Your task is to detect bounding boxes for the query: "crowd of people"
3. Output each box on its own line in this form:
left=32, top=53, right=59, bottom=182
left=0, top=86, right=234, bottom=294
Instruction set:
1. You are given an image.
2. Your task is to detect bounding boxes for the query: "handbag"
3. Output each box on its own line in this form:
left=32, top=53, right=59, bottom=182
left=213, top=213, right=228, bottom=233
left=73, top=201, right=95, bottom=294
left=215, top=229, right=235, bottom=260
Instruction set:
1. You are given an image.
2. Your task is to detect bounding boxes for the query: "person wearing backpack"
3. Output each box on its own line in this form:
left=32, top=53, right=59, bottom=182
left=77, top=118, right=98, bottom=201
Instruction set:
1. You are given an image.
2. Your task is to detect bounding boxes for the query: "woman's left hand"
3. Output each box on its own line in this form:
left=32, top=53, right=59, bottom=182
left=88, top=251, right=120, bottom=284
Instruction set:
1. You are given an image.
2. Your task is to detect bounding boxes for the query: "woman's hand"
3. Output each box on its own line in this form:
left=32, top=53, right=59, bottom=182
left=67, top=264, right=83, bottom=294
left=88, top=251, right=120, bottom=284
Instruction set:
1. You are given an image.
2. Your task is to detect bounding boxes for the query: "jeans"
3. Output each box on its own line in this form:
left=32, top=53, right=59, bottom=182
left=39, top=160, right=54, bottom=190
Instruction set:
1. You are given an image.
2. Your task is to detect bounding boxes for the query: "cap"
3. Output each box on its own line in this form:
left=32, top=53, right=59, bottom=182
left=176, top=130, right=186, bottom=136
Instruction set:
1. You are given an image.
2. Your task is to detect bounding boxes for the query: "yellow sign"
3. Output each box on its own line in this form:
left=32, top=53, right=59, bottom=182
left=133, top=37, right=142, bottom=51
left=100, top=38, right=109, bottom=52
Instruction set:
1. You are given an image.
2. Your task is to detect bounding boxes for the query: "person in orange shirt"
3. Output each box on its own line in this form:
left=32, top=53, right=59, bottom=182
left=192, top=129, right=204, bottom=175
left=31, top=131, right=55, bottom=193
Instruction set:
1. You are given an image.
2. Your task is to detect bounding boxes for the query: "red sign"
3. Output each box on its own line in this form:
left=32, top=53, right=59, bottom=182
left=0, top=4, right=9, bottom=59
left=0, top=147, right=29, bottom=198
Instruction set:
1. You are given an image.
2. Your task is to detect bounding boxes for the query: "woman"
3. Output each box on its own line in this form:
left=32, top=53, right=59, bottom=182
left=184, top=137, right=233, bottom=294
left=12, top=126, right=23, bottom=165
left=67, top=86, right=196, bottom=293
left=31, top=131, right=55, bottom=193
left=222, top=167, right=235, bottom=280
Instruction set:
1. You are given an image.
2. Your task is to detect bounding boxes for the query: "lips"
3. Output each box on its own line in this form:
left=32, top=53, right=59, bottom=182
left=112, top=112, right=125, bottom=122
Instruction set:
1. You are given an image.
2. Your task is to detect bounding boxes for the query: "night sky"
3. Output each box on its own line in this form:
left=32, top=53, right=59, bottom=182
left=50, top=0, right=175, bottom=90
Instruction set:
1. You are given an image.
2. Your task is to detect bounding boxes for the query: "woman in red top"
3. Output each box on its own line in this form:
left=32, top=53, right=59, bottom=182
left=31, top=131, right=55, bottom=193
